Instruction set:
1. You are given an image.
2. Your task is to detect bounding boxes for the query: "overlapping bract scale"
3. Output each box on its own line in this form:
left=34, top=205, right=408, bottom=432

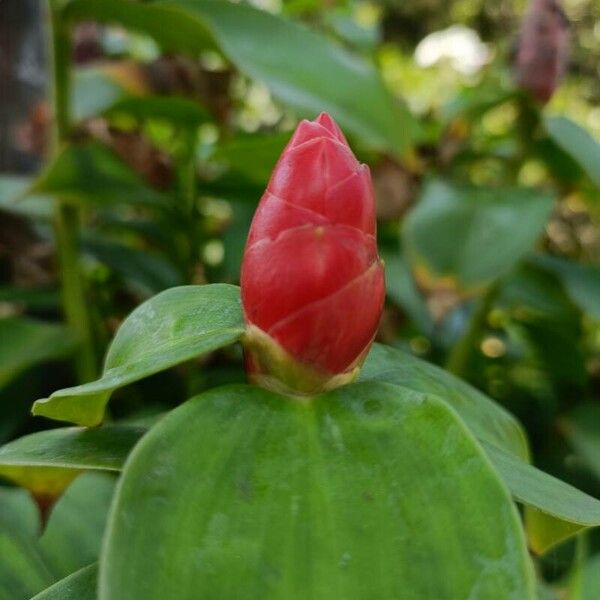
left=241, top=113, right=384, bottom=392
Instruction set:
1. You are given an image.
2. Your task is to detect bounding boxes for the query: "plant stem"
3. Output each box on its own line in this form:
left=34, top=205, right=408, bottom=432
left=49, top=3, right=97, bottom=382
left=445, top=283, right=499, bottom=378
left=177, top=129, right=200, bottom=281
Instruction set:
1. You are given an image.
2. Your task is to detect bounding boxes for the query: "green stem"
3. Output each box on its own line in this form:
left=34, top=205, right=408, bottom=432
left=177, top=129, right=200, bottom=281
left=49, top=3, right=97, bottom=382
left=445, top=283, right=499, bottom=378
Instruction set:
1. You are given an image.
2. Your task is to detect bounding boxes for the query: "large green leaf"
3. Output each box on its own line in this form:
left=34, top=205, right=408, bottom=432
left=65, top=0, right=417, bottom=154
left=483, top=442, right=600, bottom=554
left=360, top=343, right=529, bottom=459
left=100, top=383, right=535, bottom=599
left=0, top=425, right=145, bottom=496
left=403, top=179, right=554, bottom=292
left=33, top=284, right=244, bottom=426
left=30, top=565, right=97, bottom=600
left=0, top=317, right=75, bottom=389
left=544, top=116, right=600, bottom=187
left=31, top=141, right=167, bottom=208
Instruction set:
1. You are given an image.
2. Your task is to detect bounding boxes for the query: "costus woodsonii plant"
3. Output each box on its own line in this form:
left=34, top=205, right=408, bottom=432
left=240, top=113, right=385, bottom=395
left=515, top=0, right=570, bottom=104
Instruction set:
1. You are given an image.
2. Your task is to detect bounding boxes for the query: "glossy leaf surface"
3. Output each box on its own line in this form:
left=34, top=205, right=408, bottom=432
left=0, top=426, right=144, bottom=496
left=33, top=285, right=244, bottom=426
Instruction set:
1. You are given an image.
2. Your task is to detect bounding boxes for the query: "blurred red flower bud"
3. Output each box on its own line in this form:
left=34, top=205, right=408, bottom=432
left=515, top=0, right=570, bottom=104
left=241, top=113, right=385, bottom=395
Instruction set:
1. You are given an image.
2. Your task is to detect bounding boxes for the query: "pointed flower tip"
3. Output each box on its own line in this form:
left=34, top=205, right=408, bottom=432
left=241, top=113, right=384, bottom=396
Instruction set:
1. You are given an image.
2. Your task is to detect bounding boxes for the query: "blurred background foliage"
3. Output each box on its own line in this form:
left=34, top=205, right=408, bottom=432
left=1, top=0, right=600, bottom=597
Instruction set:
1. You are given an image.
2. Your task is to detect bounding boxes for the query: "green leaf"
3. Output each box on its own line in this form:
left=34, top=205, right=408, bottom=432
left=0, top=488, right=54, bottom=600
left=0, top=176, right=54, bottom=219
left=544, top=116, right=600, bottom=187
left=403, top=179, right=555, bottom=292
left=360, top=343, right=529, bottom=459
left=40, top=474, right=115, bottom=578
left=563, top=404, right=600, bottom=481
left=0, top=473, right=112, bottom=600
left=0, top=318, right=76, bottom=389
left=169, top=0, right=417, bottom=154
left=30, top=564, right=97, bottom=600
left=483, top=442, right=600, bottom=554
left=83, top=238, right=183, bottom=296
left=100, top=383, right=535, bottom=599
left=31, top=141, right=167, bottom=208
left=580, top=554, right=600, bottom=600
left=73, top=67, right=127, bottom=122
left=66, top=0, right=418, bottom=152
left=33, top=284, right=244, bottom=426
left=212, top=132, right=289, bottom=185
left=0, top=425, right=145, bottom=496
left=532, top=255, right=600, bottom=320
left=64, top=0, right=216, bottom=55
left=381, top=250, right=433, bottom=335
left=105, top=95, right=210, bottom=127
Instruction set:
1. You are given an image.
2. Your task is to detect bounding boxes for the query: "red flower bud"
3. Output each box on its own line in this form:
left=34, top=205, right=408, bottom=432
left=241, top=113, right=385, bottom=395
left=515, top=0, right=570, bottom=105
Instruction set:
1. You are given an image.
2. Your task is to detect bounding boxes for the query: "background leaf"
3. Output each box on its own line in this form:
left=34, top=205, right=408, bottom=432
left=0, top=488, right=54, bottom=600
left=403, top=179, right=555, bottom=292
left=32, top=284, right=244, bottom=426
left=99, top=383, right=535, bottom=599
left=31, top=142, right=167, bottom=208
left=0, top=318, right=75, bottom=389
left=544, top=116, right=600, bottom=187
left=0, top=473, right=114, bottom=600
left=563, top=404, right=600, bottom=481
left=483, top=442, right=600, bottom=554
left=64, top=0, right=216, bottom=55
left=64, top=0, right=417, bottom=154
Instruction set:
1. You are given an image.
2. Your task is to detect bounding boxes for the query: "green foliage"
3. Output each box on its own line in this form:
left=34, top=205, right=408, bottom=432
left=0, top=426, right=145, bottom=496
left=99, top=383, right=535, bottom=599
left=3, top=0, right=600, bottom=597
left=403, top=179, right=555, bottom=292
left=0, top=318, right=75, bottom=389
left=30, top=565, right=97, bottom=600
left=544, top=116, right=600, bottom=187
left=360, top=343, right=528, bottom=458
left=33, top=142, right=167, bottom=207
left=33, top=285, right=244, bottom=426
left=0, top=473, right=113, bottom=600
